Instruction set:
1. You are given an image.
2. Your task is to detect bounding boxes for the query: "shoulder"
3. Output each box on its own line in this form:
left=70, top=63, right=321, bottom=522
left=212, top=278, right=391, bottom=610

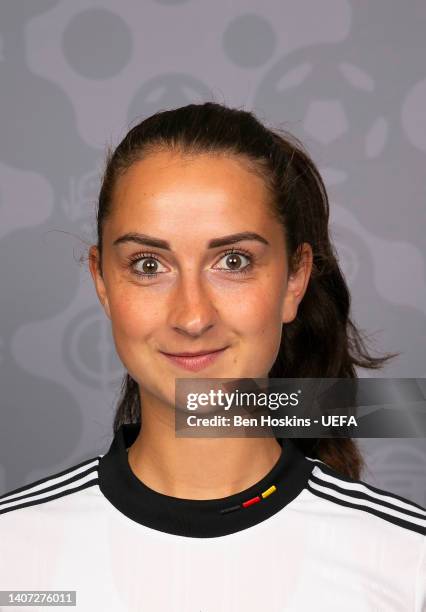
left=0, top=454, right=102, bottom=518
left=304, top=456, right=426, bottom=538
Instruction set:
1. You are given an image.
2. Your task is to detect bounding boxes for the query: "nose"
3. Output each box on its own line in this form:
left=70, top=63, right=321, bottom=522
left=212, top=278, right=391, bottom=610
left=168, top=271, right=217, bottom=337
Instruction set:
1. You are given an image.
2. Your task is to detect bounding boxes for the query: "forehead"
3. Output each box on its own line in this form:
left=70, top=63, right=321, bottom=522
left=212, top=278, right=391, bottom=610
left=108, top=150, right=274, bottom=229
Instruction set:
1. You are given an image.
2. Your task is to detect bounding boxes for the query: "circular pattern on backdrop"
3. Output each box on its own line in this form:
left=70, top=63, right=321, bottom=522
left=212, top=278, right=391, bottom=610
left=62, top=8, right=132, bottom=80
left=223, top=14, right=277, bottom=68
left=254, top=47, right=390, bottom=178
left=63, top=306, right=124, bottom=389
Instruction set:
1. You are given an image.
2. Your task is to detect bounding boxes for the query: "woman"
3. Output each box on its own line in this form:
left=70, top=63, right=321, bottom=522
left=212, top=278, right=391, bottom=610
left=0, top=102, right=424, bottom=611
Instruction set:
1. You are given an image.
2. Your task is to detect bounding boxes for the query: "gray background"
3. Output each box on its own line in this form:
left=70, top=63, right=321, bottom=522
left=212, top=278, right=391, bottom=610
left=0, top=0, right=425, bottom=507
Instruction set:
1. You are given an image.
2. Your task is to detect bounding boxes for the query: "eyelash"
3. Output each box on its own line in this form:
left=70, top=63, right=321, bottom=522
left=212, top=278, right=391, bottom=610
left=126, top=247, right=255, bottom=280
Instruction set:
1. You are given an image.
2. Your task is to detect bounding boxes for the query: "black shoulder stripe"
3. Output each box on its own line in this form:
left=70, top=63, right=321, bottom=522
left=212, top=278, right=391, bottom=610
left=313, top=462, right=426, bottom=513
left=0, top=455, right=102, bottom=501
left=306, top=481, right=425, bottom=536
left=309, top=472, right=425, bottom=520
left=0, top=464, right=99, bottom=509
left=0, top=478, right=99, bottom=516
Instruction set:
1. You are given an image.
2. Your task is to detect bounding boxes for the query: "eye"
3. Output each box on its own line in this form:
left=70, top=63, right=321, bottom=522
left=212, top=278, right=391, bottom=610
left=213, top=248, right=254, bottom=275
left=126, top=247, right=255, bottom=281
left=127, top=252, right=167, bottom=278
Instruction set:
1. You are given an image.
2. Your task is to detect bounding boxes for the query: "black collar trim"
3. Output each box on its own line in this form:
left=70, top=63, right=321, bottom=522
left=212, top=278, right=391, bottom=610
left=98, top=423, right=314, bottom=538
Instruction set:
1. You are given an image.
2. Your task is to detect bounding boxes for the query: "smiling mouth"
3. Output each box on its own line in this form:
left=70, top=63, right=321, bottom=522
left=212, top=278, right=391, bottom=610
left=160, top=347, right=228, bottom=372
left=162, top=347, right=227, bottom=357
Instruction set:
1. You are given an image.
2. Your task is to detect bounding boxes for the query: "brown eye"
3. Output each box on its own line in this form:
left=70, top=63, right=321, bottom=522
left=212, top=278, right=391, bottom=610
left=214, top=250, right=253, bottom=275
left=225, top=253, right=244, bottom=270
left=137, top=257, right=159, bottom=275
left=128, top=253, right=167, bottom=279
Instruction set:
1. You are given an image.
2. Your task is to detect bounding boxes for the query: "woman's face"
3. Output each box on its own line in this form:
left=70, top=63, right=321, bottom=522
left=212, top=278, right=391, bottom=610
left=89, top=150, right=312, bottom=408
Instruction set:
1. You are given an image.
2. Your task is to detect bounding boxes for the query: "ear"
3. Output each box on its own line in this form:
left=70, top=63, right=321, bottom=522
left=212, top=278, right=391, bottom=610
left=282, top=243, right=313, bottom=324
left=88, top=245, right=111, bottom=320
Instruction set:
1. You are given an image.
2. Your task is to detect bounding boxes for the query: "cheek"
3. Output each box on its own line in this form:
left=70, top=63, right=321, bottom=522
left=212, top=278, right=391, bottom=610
left=225, top=291, right=283, bottom=374
left=107, top=292, right=161, bottom=382
left=225, top=290, right=283, bottom=376
left=226, top=285, right=283, bottom=336
left=108, top=290, right=159, bottom=341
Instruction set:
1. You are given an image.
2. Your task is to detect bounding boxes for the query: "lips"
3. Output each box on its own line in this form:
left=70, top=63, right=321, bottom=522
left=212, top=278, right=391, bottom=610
left=163, top=348, right=226, bottom=357
left=160, top=347, right=228, bottom=372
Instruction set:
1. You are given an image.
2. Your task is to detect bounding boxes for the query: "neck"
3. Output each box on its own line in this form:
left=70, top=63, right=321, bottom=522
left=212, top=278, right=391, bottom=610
left=127, top=400, right=283, bottom=500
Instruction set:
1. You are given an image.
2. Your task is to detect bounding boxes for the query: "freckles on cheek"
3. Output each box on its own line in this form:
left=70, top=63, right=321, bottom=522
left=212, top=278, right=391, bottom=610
left=110, top=295, right=156, bottom=339
left=231, top=294, right=276, bottom=333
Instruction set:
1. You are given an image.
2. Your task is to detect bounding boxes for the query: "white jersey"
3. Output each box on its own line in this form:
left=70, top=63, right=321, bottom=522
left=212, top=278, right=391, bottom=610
left=1, top=423, right=425, bottom=611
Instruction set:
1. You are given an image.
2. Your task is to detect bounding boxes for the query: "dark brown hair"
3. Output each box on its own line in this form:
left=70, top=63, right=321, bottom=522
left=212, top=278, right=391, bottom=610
left=92, top=101, right=399, bottom=480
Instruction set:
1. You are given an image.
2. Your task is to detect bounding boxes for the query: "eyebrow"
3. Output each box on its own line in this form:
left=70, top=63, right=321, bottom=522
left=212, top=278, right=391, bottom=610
left=112, top=231, right=270, bottom=250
